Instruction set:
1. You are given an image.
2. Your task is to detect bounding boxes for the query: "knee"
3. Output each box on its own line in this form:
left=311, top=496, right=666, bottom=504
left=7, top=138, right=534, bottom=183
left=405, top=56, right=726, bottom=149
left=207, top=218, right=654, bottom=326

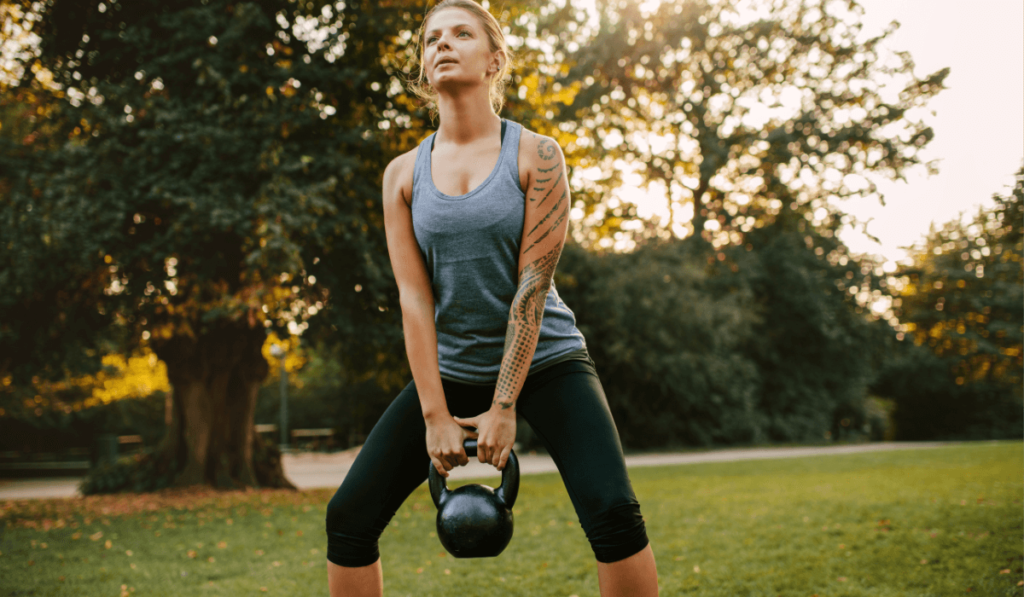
left=583, top=501, right=650, bottom=564
left=325, top=494, right=384, bottom=568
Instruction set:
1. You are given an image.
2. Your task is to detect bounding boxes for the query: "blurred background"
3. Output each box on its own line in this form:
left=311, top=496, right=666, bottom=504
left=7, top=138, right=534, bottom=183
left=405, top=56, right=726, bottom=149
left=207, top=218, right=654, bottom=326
left=0, top=0, right=1020, bottom=494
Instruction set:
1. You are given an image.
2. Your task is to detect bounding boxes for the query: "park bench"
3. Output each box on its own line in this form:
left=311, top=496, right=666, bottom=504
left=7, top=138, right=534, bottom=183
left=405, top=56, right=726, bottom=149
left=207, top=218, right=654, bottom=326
left=291, top=428, right=336, bottom=452
left=254, top=424, right=339, bottom=452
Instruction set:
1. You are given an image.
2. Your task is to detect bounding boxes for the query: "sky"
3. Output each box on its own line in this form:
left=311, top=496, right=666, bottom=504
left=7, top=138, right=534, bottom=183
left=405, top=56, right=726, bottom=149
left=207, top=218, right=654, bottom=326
left=831, top=0, right=1023, bottom=267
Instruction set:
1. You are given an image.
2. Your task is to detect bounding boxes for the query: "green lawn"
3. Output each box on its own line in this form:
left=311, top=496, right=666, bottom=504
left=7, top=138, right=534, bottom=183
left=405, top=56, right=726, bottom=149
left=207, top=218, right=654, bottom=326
left=2, top=441, right=1021, bottom=596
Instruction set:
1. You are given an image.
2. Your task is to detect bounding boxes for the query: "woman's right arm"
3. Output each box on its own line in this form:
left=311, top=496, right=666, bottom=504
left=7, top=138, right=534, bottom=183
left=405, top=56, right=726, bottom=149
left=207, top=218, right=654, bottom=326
left=382, top=154, right=477, bottom=477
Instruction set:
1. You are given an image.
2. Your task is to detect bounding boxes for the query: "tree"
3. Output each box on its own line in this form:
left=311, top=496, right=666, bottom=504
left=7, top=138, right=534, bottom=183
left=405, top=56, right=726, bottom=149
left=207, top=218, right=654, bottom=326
left=0, top=0, right=406, bottom=490
left=549, top=0, right=947, bottom=253
left=876, top=165, right=1023, bottom=439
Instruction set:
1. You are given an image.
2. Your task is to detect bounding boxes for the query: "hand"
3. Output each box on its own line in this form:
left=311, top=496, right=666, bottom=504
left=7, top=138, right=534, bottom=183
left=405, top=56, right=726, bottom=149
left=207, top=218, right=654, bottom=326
left=453, top=407, right=516, bottom=471
left=425, top=414, right=479, bottom=479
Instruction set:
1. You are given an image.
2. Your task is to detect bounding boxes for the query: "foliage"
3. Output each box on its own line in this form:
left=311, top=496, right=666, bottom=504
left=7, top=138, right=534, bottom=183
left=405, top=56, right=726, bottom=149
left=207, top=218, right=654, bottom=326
left=0, top=390, right=166, bottom=456
left=77, top=445, right=177, bottom=495
left=0, top=0, right=402, bottom=388
left=2, top=442, right=1020, bottom=595
left=892, top=166, right=1023, bottom=393
left=77, top=426, right=288, bottom=496
left=556, top=217, right=892, bottom=447
left=550, top=0, right=947, bottom=251
left=0, top=350, right=169, bottom=423
left=557, top=237, right=762, bottom=447
left=875, top=167, right=1024, bottom=440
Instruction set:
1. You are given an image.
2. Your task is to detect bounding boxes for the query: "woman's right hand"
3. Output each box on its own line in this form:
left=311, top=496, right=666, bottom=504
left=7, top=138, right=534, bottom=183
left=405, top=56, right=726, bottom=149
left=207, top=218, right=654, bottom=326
left=425, top=414, right=479, bottom=478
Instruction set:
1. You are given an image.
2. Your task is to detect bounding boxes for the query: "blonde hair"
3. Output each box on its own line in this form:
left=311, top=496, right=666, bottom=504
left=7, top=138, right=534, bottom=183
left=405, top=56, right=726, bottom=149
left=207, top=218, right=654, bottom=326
left=407, top=0, right=516, bottom=122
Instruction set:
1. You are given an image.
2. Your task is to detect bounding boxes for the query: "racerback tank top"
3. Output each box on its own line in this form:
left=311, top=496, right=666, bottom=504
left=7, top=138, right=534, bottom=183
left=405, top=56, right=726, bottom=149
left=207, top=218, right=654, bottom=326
left=411, top=118, right=590, bottom=385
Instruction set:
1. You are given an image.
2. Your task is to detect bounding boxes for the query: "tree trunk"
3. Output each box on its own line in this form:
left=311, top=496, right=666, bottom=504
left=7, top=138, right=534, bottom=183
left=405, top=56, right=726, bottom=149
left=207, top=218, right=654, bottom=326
left=151, top=319, right=295, bottom=490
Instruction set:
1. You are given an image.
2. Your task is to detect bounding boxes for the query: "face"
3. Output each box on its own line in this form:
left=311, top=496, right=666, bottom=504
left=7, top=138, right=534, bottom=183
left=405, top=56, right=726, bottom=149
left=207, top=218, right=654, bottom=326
left=422, top=7, right=501, bottom=90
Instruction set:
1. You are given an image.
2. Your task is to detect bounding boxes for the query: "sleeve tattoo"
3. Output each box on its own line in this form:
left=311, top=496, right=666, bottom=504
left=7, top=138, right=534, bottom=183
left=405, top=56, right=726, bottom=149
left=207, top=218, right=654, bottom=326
left=492, top=135, right=569, bottom=411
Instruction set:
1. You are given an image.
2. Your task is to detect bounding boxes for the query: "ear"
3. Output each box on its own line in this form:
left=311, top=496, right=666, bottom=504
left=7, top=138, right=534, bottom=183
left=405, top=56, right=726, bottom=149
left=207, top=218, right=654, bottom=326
left=490, top=50, right=505, bottom=75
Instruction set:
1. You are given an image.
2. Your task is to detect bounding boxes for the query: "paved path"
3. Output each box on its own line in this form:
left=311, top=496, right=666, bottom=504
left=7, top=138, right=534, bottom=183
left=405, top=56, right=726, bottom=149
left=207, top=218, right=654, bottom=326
left=0, top=441, right=965, bottom=501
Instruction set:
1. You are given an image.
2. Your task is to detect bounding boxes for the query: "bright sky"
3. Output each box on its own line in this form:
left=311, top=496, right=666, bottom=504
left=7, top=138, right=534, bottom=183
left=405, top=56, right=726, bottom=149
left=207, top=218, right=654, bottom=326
left=828, top=0, right=1023, bottom=266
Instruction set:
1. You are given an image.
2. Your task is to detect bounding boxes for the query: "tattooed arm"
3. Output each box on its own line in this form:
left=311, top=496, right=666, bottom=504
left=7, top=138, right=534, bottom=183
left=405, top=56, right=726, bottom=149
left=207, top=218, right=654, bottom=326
left=457, top=131, right=572, bottom=471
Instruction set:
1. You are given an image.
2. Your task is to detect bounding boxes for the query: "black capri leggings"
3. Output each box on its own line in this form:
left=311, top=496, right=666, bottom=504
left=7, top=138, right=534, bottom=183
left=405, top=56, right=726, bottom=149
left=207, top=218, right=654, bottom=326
left=325, top=357, right=649, bottom=567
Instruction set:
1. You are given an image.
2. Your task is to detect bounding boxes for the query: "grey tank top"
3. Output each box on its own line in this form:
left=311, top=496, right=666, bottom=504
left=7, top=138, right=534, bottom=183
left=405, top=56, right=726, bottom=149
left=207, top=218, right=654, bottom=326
left=411, top=118, right=590, bottom=385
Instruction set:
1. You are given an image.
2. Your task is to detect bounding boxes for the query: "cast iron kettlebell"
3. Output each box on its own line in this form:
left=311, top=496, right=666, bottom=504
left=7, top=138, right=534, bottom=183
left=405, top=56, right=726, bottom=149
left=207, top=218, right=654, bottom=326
left=428, top=439, right=519, bottom=558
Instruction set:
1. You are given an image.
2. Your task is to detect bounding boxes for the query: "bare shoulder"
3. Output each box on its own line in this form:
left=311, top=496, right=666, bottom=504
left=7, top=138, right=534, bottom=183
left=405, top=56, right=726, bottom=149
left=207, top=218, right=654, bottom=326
left=515, top=126, right=565, bottom=194
left=384, top=146, right=419, bottom=208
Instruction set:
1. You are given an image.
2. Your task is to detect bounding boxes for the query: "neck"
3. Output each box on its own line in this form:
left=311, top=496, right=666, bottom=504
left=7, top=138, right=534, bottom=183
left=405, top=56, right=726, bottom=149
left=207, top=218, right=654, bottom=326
left=434, top=86, right=501, bottom=147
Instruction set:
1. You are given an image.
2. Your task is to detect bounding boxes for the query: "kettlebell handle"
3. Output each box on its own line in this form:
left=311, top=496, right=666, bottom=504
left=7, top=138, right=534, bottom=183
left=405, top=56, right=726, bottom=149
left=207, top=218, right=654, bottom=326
left=429, top=438, right=520, bottom=510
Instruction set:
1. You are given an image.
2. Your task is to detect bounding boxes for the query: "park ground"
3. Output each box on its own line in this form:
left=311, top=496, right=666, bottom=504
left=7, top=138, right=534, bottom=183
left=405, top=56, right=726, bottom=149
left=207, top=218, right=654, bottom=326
left=0, top=440, right=1021, bottom=596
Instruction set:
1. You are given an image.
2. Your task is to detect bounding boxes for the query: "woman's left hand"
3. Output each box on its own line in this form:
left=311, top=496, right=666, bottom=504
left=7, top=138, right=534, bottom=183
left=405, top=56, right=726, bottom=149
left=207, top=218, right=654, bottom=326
left=452, top=408, right=517, bottom=471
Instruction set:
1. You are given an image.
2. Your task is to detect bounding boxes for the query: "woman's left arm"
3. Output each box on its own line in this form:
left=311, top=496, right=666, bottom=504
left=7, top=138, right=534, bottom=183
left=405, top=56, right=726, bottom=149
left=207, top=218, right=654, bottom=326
left=454, top=133, right=571, bottom=470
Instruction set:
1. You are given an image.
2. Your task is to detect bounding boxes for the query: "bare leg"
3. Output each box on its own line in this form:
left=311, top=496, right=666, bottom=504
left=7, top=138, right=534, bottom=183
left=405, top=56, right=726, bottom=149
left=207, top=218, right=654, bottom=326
left=596, top=543, right=659, bottom=597
left=327, top=557, right=383, bottom=597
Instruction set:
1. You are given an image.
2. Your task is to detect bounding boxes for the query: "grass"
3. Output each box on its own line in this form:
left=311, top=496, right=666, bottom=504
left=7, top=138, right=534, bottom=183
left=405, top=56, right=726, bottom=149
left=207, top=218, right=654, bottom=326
left=0, top=440, right=1020, bottom=596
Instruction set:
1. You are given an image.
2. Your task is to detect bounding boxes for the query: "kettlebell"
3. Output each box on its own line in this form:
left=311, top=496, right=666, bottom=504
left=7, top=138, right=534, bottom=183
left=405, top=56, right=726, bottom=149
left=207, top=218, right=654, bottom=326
left=428, top=438, right=519, bottom=558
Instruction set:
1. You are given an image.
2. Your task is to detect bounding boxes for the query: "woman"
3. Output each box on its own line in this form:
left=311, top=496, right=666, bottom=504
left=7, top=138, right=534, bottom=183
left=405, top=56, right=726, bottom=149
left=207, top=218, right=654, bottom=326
left=325, top=1, right=659, bottom=595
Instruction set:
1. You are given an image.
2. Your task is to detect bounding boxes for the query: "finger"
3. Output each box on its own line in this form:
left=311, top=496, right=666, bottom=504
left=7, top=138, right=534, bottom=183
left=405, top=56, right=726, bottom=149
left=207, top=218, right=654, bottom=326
left=497, top=447, right=510, bottom=471
left=453, top=415, right=476, bottom=428
left=432, top=458, right=449, bottom=479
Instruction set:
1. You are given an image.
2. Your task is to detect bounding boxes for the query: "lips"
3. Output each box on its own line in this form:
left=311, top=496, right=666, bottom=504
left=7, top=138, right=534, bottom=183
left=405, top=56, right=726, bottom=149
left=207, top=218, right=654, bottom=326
left=437, top=57, right=457, bottom=66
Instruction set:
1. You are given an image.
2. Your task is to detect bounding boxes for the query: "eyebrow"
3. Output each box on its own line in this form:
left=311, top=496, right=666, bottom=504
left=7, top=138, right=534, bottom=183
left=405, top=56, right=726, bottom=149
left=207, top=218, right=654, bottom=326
left=426, top=23, right=473, bottom=36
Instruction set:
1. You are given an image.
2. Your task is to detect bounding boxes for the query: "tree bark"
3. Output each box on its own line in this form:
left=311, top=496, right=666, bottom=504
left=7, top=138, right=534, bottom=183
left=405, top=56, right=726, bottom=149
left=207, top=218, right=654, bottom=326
left=151, top=319, right=295, bottom=490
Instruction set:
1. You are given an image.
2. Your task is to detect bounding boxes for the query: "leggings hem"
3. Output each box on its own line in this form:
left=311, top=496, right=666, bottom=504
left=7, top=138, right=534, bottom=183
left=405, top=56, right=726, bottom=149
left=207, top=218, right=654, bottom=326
left=594, top=533, right=650, bottom=564
left=326, top=550, right=380, bottom=569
